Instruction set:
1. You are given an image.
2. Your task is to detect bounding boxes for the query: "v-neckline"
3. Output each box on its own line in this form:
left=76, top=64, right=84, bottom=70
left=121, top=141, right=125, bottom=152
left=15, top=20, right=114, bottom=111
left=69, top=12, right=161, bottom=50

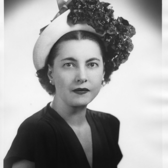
left=47, top=105, right=94, bottom=168
left=67, top=110, right=93, bottom=168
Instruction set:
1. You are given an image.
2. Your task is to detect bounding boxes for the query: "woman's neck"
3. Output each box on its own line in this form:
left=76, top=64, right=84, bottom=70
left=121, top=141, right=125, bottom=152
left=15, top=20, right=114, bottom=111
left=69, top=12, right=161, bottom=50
left=50, top=96, right=87, bottom=127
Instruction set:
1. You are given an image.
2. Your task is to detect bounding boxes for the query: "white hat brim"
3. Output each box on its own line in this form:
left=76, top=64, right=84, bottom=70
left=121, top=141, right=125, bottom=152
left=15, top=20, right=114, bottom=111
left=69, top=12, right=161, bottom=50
left=33, top=9, right=96, bottom=70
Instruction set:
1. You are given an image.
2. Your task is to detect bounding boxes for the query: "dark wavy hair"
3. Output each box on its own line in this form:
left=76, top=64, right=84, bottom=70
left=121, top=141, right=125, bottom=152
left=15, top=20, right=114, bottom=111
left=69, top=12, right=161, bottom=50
left=36, top=30, right=115, bottom=95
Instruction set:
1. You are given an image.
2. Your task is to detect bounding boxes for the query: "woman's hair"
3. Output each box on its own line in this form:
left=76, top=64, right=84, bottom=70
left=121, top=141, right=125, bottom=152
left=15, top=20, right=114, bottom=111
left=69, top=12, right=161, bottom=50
left=36, top=30, right=115, bottom=95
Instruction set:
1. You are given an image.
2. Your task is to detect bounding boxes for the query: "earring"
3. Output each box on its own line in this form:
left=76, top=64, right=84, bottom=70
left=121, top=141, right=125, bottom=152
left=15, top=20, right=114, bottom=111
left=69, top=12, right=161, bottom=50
left=102, top=78, right=105, bottom=86
left=49, top=80, right=53, bottom=85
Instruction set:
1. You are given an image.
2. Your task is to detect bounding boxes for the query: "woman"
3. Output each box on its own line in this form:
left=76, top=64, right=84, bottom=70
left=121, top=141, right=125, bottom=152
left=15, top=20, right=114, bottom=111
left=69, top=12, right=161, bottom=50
left=4, top=0, right=135, bottom=168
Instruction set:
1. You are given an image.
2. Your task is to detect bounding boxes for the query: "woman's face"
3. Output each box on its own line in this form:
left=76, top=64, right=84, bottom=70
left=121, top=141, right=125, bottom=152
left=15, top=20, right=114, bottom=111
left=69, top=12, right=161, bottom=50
left=48, top=39, right=104, bottom=107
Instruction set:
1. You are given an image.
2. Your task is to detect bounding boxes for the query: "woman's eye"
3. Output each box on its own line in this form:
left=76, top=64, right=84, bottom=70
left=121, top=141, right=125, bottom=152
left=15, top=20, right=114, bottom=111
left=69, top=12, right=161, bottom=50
left=87, top=62, right=99, bottom=68
left=63, top=63, right=74, bottom=68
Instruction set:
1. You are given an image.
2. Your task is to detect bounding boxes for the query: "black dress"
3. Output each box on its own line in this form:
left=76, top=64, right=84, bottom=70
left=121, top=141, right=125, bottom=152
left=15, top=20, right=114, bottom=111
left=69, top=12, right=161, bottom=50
left=4, top=103, right=122, bottom=168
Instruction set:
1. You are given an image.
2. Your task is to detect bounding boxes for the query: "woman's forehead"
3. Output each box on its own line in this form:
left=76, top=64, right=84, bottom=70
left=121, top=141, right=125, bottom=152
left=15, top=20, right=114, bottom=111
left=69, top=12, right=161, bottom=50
left=55, top=39, right=103, bottom=61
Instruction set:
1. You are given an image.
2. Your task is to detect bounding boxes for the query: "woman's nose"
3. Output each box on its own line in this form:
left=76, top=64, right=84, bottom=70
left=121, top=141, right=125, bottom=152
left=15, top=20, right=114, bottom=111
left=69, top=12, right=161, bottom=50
left=75, top=67, right=88, bottom=84
left=76, top=78, right=87, bottom=83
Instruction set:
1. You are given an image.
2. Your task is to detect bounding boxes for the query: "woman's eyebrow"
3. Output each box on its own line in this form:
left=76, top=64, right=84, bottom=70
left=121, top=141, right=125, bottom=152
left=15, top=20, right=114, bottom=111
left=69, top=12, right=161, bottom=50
left=61, top=57, right=77, bottom=62
left=86, top=58, right=100, bottom=62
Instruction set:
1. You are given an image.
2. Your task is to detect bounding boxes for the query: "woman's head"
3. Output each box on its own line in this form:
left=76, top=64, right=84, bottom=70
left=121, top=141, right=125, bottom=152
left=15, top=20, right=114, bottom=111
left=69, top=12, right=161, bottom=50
left=37, top=30, right=114, bottom=95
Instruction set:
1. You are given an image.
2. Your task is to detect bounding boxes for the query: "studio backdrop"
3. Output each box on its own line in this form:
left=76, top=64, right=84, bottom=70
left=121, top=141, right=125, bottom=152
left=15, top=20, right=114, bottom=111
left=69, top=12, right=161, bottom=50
left=2, top=0, right=162, bottom=168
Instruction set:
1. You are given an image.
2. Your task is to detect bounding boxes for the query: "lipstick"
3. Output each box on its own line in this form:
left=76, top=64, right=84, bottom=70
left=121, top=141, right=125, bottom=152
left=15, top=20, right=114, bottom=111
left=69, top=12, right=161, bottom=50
left=73, top=88, right=90, bottom=95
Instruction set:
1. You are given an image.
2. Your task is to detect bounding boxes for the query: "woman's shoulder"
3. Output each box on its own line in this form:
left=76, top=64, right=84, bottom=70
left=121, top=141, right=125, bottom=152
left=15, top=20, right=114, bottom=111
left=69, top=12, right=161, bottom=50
left=87, top=109, right=121, bottom=142
left=18, top=104, right=52, bottom=134
left=9, top=103, right=56, bottom=153
left=4, top=104, right=56, bottom=168
left=87, top=108, right=120, bottom=124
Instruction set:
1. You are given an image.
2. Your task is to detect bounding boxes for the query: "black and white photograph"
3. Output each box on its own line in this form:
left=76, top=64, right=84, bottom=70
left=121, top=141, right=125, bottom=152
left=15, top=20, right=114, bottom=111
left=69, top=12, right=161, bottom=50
left=1, top=0, right=167, bottom=168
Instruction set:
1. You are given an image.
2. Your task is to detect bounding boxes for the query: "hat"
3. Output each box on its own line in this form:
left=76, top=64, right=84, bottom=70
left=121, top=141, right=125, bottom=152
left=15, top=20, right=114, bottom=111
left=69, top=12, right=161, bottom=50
left=33, top=0, right=136, bottom=71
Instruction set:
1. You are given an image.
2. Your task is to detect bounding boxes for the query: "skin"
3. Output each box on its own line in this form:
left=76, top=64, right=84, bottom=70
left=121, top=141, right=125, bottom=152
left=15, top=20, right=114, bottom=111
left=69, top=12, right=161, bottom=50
left=12, top=160, right=35, bottom=168
left=12, top=39, right=104, bottom=168
left=48, top=39, right=104, bottom=121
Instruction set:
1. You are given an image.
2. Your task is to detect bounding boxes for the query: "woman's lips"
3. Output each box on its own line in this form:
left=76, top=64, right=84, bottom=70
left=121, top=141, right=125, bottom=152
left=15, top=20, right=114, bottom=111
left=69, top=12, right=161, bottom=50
left=72, top=88, right=90, bottom=95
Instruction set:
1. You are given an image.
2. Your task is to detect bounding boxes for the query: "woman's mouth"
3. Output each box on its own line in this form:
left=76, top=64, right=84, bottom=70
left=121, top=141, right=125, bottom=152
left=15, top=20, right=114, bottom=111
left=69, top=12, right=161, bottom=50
left=72, top=88, right=90, bottom=95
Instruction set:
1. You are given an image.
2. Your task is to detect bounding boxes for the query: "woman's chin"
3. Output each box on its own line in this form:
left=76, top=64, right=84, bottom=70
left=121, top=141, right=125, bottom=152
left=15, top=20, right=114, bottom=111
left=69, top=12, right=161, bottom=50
left=70, top=97, right=94, bottom=107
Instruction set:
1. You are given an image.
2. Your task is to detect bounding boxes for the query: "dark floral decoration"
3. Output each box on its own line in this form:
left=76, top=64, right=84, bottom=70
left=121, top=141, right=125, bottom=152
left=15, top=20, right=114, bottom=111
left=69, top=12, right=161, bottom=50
left=62, top=0, right=136, bottom=71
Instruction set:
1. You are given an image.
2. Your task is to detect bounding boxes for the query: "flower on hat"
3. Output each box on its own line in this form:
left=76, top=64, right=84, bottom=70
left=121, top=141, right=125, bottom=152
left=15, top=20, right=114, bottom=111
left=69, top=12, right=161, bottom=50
left=66, top=0, right=136, bottom=70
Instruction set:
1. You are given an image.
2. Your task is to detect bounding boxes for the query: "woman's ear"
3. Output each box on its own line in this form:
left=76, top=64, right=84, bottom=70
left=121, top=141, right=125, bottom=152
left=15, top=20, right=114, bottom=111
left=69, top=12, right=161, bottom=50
left=47, top=64, right=54, bottom=85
